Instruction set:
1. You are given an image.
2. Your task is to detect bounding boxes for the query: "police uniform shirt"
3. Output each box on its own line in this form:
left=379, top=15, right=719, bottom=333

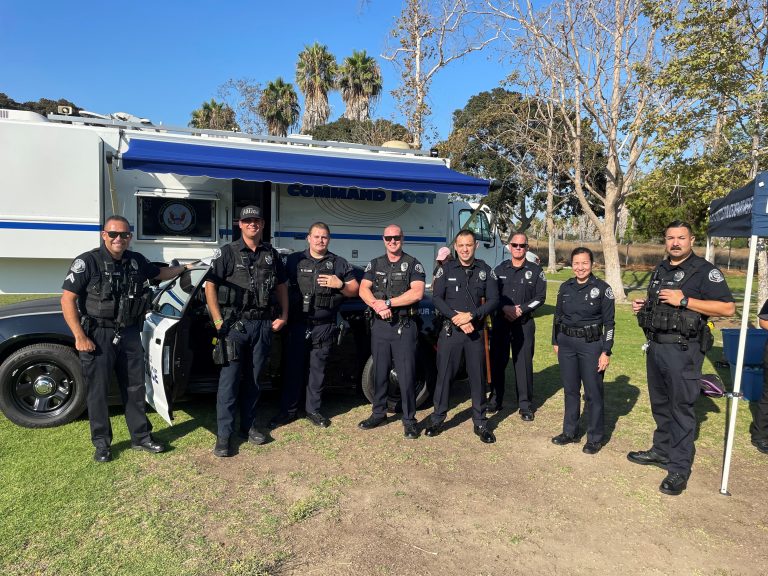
left=362, top=253, right=426, bottom=295
left=286, top=249, right=355, bottom=321
left=494, top=259, right=547, bottom=317
left=433, top=258, right=499, bottom=320
left=648, top=253, right=734, bottom=314
left=553, top=274, right=615, bottom=354
left=62, top=245, right=160, bottom=313
left=209, top=238, right=288, bottom=286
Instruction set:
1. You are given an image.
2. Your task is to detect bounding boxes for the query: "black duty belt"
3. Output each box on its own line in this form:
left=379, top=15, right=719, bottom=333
left=648, top=332, right=697, bottom=344
left=241, top=309, right=270, bottom=320
left=559, top=325, right=588, bottom=338
left=305, top=318, right=334, bottom=327
left=90, top=318, right=117, bottom=329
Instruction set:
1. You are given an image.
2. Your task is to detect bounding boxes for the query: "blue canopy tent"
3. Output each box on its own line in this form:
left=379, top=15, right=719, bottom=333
left=707, top=171, right=768, bottom=494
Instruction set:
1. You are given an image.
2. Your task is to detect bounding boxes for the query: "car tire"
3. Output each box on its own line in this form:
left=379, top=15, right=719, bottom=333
left=0, top=343, right=86, bottom=428
left=360, top=346, right=436, bottom=411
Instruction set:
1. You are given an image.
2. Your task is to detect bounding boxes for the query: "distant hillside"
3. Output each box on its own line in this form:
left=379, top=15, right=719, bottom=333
left=0, top=93, right=80, bottom=117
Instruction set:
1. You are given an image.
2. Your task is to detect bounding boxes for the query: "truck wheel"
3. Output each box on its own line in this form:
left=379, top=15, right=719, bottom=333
left=361, top=349, right=436, bottom=411
left=0, top=343, right=86, bottom=428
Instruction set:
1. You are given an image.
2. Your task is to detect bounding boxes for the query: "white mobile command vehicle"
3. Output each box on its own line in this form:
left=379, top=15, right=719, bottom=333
left=0, top=109, right=500, bottom=427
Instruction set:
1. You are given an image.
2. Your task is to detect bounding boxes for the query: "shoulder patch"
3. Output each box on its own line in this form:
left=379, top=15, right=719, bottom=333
left=491, top=269, right=498, bottom=280
left=539, top=271, right=546, bottom=281
left=414, top=263, right=424, bottom=274
left=435, top=267, right=444, bottom=278
left=605, top=287, right=615, bottom=300
left=709, top=269, right=724, bottom=283
left=281, top=255, right=288, bottom=265
left=71, top=259, right=86, bottom=273
left=212, top=248, right=222, bottom=260
left=364, top=262, right=372, bottom=272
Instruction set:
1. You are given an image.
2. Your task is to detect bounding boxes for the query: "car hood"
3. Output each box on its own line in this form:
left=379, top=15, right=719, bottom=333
left=0, top=297, right=62, bottom=320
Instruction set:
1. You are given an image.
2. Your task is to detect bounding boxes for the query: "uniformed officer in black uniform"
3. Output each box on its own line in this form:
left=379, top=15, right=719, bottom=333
left=358, top=224, right=426, bottom=439
left=61, top=215, right=189, bottom=462
left=270, top=222, right=359, bottom=429
left=489, top=232, right=547, bottom=419
left=752, top=301, right=768, bottom=455
left=630, top=221, right=735, bottom=495
left=425, top=229, right=499, bottom=443
left=204, top=205, right=289, bottom=457
left=551, top=247, right=615, bottom=455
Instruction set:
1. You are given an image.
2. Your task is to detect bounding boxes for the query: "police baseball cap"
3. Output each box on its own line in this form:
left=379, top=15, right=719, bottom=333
left=240, top=205, right=263, bottom=220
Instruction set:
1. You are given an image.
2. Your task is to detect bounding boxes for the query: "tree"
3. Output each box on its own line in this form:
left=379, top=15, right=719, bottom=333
left=337, top=50, right=383, bottom=121
left=383, top=0, right=498, bottom=149
left=487, top=0, right=677, bottom=301
left=311, top=117, right=410, bottom=145
left=189, top=99, right=239, bottom=131
left=217, top=78, right=266, bottom=134
left=0, top=93, right=80, bottom=116
left=296, top=43, right=337, bottom=134
left=257, top=78, right=300, bottom=137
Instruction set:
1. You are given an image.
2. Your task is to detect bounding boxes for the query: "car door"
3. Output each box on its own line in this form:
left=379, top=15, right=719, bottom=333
left=142, top=267, right=209, bottom=425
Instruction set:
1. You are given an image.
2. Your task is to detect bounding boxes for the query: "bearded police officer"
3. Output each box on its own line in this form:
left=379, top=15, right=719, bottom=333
left=61, top=215, right=190, bottom=462
left=205, top=205, right=288, bottom=457
left=551, top=247, right=615, bottom=455
left=489, top=232, right=546, bottom=418
left=358, top=224, right=426, bottom=438
left=270, top=222, right=359, bottom=429
left=425, top=229, right=499, bottom=443
left=630, top=220, right=735, bottom=495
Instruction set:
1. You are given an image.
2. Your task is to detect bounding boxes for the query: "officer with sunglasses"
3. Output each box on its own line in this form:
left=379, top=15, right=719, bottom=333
left=489, top=233, right=546, bottom=418
left=358, top=224, right=426, bottom=438
left=61, top=215, right=190, bottom=462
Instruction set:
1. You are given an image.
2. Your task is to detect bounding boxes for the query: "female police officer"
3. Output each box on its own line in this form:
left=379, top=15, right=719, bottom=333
left=551, top=247, right=615, bottom=454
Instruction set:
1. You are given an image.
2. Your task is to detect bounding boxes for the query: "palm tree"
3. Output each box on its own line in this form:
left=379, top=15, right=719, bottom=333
left=256, top=78, right=300, bottom=137
left=189, top=99, right=239, bottom=131
left=295, top=43, right=337, bottom=134
left=337, top=50, right=382, bottom=122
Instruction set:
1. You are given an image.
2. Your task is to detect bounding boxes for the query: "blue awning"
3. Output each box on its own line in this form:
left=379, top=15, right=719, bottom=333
left=121, top=138, right=489, bottom=195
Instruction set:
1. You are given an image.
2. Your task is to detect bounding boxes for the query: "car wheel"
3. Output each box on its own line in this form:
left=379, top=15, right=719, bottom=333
left=0, top=343, right=86, bottom=428
left=360, top=346, right=436, bottom=411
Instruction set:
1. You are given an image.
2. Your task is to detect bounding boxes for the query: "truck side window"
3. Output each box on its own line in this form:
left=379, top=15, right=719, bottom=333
left=458, top=209, right=492, bottom=243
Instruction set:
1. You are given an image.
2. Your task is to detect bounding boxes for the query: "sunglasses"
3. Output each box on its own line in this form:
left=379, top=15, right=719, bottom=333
left=384, top=235, right=402, bottom=242
left=105, top=231, right=132, bottom=239
left=510, top=243, right=528, bottom=248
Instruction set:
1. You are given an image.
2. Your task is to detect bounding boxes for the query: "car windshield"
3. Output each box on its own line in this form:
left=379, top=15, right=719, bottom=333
left=152, top=268, right=208, bottom=318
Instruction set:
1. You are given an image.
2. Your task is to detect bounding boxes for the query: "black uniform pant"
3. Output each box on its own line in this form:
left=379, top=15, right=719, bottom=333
left=216, top=319, right=272, bottom=439
left=432, top=328, right=487, bottom=427
left=646, top=340, right=703, bottom=476
left=489, top=317, right=535, bottom=411
left=280, top=320, right=335, bottom=415
left=556, top=333, right=604, bottom=443
left=370, top=317, right=417, bottom=426
left=80, top=324, right=151, bottom=449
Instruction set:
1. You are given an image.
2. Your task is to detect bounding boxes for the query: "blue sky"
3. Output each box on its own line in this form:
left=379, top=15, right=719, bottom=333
left=1, top=0, right=509, bottom=144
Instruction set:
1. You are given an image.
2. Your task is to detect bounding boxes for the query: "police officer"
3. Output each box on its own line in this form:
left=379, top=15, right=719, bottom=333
left=424, top=229, right=499, bottom=443
left=358, top=224, right=426, bottom=439
left=489, top=232, right=546, bottom=419
left=270, top=222, right=359, bottom=429
left=630, top=221, right=735, bottom=495
left=753, top=301, right=768, bottom=455
left=551, top=247, right=615, bottom=455
left=204, top=205, right=288, bottom=457
left=61, top=215, right=189, bottom=462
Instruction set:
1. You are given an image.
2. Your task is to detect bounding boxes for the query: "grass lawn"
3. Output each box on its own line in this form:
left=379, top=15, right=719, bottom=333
left=0, top=274, right=763, bottom=575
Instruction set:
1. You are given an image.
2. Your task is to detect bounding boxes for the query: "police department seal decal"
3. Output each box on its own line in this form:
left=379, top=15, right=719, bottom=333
left=525, top=270, right=533, bottom=280
left=605, top=287, right=615, bottom=300
left=71, top=259, right=86, bottom=273
left=435, top=267, right=444, bottom=278
left=401, top=262, right=409, bottom=272
left=212, top=248, right=222, bottom=260
left=673, top=271, right=685, bottom=282
left=709, top=269, right=724, bottom=283
left=590, top=287, right=600, bottom=299
left=414, top=263, right=424, bottom=274
left=479, top=270, right=487, bottom=281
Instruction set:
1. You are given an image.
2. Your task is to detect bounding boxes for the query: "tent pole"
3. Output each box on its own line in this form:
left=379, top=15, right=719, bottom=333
left=705, top=235, right=713, bottom=263
left=719, top=234, right=757, bottom=495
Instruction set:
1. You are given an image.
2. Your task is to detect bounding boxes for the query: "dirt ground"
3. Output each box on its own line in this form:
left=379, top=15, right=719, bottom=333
left=161, top=380, right=767, bottom=576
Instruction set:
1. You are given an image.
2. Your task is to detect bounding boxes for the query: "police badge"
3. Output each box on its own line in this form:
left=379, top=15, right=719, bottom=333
left=401, top=262, right=409, bottom=272
left=131, top=259, right=139, bottom=270
left=479, top=270, right=487, bottom=281
left=265, top=255, right=273, bottom=265
left=590, top=287, right=600, bottom=299
left=673, top=271, right=685, bottom=282
left=525, top=270, right=533, bottom=280
left=326, top=261, right=333, bottom=269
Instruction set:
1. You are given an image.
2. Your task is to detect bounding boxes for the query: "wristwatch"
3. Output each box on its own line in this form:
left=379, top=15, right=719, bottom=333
left=385, top=299, right=391, bottom=307
left=680, top=296, right=689, bottom=309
